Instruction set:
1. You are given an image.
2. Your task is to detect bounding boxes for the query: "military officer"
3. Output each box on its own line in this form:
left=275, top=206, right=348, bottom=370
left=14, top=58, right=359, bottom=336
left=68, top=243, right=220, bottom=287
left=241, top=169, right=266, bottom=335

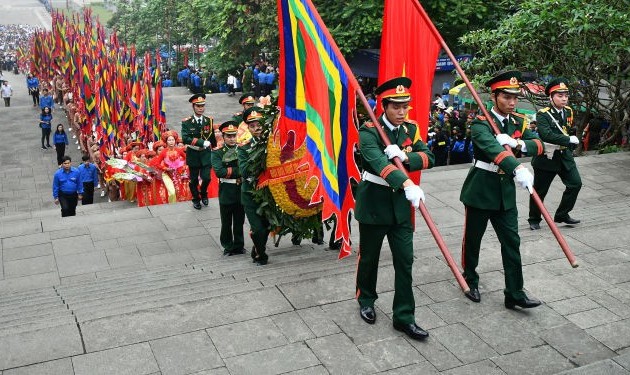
left=355, top=77, right=434, bottom=341
left=238, top=107, right=270, bottom=265
left=528, top=78, right=582, bottom=230
left=211, top=121, right=246, bottom=256
left=460, top=71, right=544, bottom=309
left=181, top=93, right=216, bottom=210
left=233, top=93, right=255, bottom=145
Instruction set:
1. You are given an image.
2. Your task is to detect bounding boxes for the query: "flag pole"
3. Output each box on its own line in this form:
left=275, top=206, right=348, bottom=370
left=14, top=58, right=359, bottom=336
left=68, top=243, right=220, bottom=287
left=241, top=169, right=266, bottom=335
left=410, top=0, right=577, bottom=268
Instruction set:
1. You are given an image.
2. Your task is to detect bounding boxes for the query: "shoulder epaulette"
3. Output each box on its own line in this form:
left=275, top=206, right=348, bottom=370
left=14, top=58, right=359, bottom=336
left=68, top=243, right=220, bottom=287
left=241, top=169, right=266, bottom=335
left=512, top=112, right=526, bottom=118
left=476, top=115, right=487, bottom=121
left=364, top=122, right=375, bottom=128
left=182, top=116, right=191, bottom=121
left=404, top=119, right=418, bottom=125
left=539, top=107, right=550, bottom=113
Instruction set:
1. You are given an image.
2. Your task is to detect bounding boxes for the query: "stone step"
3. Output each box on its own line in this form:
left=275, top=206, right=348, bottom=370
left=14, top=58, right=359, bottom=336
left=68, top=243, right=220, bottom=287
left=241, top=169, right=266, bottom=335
left=63, top=274, right=242, bottom=311
left=0, top=287, right=57, bottom=304
left=0, top=294, right=62, bottom=315
left=0, top=315, right=76, bottom=338
left=0, top=299, right=66, bottom=322
left=262, top=267, right=355, bottom=287
left=0, top=304, right=70, bottom=328
left=74, top=281, right=261, bottom=322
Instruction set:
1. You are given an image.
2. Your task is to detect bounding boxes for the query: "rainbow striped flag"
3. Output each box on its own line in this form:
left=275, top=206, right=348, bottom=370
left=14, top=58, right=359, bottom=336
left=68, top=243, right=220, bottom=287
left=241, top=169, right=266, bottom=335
left=277, top=0, right=360, bottom=259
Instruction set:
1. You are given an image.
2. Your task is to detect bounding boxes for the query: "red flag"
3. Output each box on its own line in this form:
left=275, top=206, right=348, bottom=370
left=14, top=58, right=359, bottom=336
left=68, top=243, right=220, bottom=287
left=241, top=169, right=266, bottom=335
left=378, top=0, right=442, bottom=142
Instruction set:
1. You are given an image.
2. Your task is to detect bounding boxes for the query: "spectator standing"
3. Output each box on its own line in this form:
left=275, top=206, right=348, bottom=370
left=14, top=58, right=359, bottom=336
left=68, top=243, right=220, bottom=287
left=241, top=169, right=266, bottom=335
left=257, top=69, right=267, bottom=96
left=39, top=88, right=54, bottom=111
left=53, top=123, right=68, bottom=165
left=39, top=106, right=53, bottom=149
left=1, top=80, right=12, bottom=106
left=226, top=73, right=237, bottom=96
left=53, top=156, right=83, bottom=217
left=78, top=154, right=99, bottom=205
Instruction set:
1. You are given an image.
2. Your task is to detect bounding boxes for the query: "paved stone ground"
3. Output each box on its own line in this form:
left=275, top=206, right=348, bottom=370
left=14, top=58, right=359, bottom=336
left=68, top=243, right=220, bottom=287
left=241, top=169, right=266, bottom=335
left=2, top=2, right=630, bottom=374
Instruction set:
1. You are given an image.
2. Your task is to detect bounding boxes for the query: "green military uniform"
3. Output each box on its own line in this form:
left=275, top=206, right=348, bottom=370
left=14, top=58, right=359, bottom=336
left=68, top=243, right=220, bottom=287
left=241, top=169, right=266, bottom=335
left=212, top=121, right=245, bottom=255
left=529, top=78, right=582, bottom=225
left=181, top=94, right=216, bottom=206
left=460, top=71, right=545, bottom=301
left=238, top=107, right=270, bottom=264
left=355, top=77, right=435, bottom=326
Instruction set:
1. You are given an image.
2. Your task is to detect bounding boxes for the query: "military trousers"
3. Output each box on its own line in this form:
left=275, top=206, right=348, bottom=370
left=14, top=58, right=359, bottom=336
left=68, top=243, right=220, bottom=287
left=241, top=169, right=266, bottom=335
left=219, top=203, right=245, bottom=253
left=356, top=222, right=415, bottom=325
left=243, top=203, right=269, bottom=262
left=188, top=165, right=211, bottom=202
left=462, top=205, right=526, bottom=300
left=528, top=164, right=582, bottom=224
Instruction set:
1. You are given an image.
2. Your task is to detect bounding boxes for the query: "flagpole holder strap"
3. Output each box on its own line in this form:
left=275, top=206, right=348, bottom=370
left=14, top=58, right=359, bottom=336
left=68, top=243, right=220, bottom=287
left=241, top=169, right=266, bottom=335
left=472, top=159, right=505, bottom=174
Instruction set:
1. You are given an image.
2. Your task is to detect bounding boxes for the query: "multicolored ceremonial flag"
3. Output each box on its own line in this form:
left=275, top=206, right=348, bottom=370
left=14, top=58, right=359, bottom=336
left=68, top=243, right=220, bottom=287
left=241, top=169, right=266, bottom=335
left=277, top=0, right=361, bottom=259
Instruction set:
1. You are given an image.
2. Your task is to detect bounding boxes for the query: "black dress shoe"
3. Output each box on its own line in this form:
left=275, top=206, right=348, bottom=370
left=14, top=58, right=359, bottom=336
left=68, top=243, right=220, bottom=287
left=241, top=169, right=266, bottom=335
left=505, top=295, right=542, bottom=309
left=201, top=198, right=209, bottom=206
left=464, top=287, right=481, bottom=303
left=554, top=216, right=580, bottom=225
left=393, top=322, right=429, bottom=341
left=256, top=258, right=268, bottom=266
left=359, top=306, right=376, bottom=324
left=529, top=222, right=541, bottom=230
left=192, top=201, right=202, bottom=210
left=230, top=248, right=246, bottom=255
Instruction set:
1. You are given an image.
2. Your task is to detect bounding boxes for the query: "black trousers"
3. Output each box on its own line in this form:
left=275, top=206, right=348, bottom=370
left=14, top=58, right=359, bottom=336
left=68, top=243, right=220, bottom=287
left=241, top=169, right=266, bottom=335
left=31, top=90, right=39, bottom=105
left=82, top=182, right=95, bottom=205
left=188, top=165, right=211, bottom=201
left=41, top=128, right=51, bottom=147
left=55, top=143, right=65, bottom=165
left=59, top=192, right=78, bottom=217
left=3, top=97, right=9, bottom=107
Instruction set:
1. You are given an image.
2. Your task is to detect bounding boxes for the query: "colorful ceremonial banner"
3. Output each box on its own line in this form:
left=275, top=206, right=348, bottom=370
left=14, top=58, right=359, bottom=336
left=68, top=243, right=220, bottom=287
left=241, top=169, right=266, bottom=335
left=378, top=0, right=442, bottom=141
left=277, top=0, right=361, bottom=259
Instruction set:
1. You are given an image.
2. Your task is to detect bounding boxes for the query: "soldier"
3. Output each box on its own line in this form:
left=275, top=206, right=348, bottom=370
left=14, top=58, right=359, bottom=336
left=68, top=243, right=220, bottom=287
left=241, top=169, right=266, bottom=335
left=355, top=77, right=435, bottom=341
left=460, top=71, right=544, bottom=309
left=238, top=107, right=270, bottom=265
left=233, top=93, right=255, bottom=145
left=211, top=121, right=246, bottom=256
left=528, top=78, right=582, bottom=230
left=181, top=93, right=216, bottom=210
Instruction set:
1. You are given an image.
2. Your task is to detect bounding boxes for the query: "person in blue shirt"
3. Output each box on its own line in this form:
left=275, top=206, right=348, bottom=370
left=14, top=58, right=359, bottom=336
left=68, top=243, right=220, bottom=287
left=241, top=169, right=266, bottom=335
left=78, top=155, right=99, bottom=205
left=265, top=68, right=276, bottom=94
left=53, top=156, right=84, bottom=217
left=257, top=70, right=267, bottom=96
left=53, top=124, right=69, bottom=165
left=39, top=88, right=54, bottom=111
left=40, top=106, right=53, bottom=149
left=26, top=74, right=40, bottom=107
left=163, top=78, right=172, bottom=87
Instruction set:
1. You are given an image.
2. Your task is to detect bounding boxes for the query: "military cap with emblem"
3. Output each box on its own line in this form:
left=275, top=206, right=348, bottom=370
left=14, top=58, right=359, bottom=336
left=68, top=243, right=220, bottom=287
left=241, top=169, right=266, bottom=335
left=375, top=77, right=413, bottom=103
left=239, top=93, right=256, bottom=105
left=242, top=106, right=264, bottom=124
left=188, top=93, right=206, bottom=105
left=219, top=121, right=239, bottom=134
left=545, top=77, right=570, bottom=96
left=485, top=70, right=522, bottom=94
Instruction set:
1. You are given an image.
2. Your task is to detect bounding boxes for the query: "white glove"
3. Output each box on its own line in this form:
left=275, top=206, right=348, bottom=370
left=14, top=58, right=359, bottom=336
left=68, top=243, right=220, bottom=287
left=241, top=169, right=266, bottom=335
left=404, top=185, right=425, bottom=208
left=517, top=140, right=528, bottom=153
left=203, top=140, right=211, bottom=148
left=496, top=133, right=518, bottom=148
left=514, top=167, right=534, bottom=192
left=569, top=135, right=579, bottom=144
left=384, top=144, right=408, bottom=162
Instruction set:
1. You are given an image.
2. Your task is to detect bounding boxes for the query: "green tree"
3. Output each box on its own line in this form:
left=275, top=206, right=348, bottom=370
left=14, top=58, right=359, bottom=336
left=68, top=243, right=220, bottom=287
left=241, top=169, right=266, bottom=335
left=460, top=0, right=629, bottom=146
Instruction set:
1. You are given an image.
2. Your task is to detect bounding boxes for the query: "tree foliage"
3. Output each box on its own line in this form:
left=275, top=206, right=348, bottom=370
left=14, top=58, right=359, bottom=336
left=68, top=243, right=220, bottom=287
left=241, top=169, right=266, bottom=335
left=460, top=0, right=630, bottom=145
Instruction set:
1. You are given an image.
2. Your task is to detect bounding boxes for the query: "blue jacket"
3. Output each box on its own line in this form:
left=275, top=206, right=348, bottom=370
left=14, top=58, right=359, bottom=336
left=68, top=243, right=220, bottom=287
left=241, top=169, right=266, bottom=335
left=40, top=113, right=52, bottom=129
left=78, top=163, right=99, bottom=184
left=53, top=167, right=83, bottom=198
left=53, top=132, right=68, bottom=145
left=27, top=77, right=39, bottom=90
left=40, top=95, right=54, bottom=110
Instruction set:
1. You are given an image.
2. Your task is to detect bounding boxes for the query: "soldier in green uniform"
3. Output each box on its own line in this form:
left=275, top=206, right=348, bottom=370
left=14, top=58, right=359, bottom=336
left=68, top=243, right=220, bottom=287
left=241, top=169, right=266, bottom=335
left=181, top=93, right=216, bottom=210
left=212, top=121, right=246, bottom=256
left=233, top=93, right=255, bottom=145
left=460, top=71, right=544, bottom=309
left=355, top=77, right=434, bottom=341
left=528, top=78, right=582, bottom=230
left=238, top=107, right=270, bottom=265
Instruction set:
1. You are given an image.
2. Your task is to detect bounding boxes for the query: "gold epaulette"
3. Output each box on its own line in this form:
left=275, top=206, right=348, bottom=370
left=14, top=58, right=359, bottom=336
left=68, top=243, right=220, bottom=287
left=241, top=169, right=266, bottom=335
left=539, top=107, right=551, bottom=113
left=364, top=122, right=375, bottom=128
left=476, top=115, right=487, bottom=121
left=512, top=112, right=526, bottom=118
left=405, top=119, right=418, bottom=125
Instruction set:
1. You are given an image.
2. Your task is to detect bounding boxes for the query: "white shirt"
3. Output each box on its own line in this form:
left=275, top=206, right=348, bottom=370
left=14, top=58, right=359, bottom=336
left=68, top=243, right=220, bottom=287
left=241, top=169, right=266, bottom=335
left=1, top=84, right=12, bottom=98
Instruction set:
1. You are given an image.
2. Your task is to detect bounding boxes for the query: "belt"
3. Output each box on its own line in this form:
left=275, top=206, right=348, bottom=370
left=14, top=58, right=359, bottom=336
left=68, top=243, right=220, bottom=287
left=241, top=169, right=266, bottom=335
left=362, top=171, right=389, bottom=187
left=187, top=145, right=205, bottom=151
left=219, top=178, right=241, bottom=184
left=473, top=159, right=505, bottom=174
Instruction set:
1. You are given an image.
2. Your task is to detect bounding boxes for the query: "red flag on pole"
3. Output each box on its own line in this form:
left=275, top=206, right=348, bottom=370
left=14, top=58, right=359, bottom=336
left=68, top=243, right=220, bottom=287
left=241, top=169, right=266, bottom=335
left=377, top=0, right=442, bottom=142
